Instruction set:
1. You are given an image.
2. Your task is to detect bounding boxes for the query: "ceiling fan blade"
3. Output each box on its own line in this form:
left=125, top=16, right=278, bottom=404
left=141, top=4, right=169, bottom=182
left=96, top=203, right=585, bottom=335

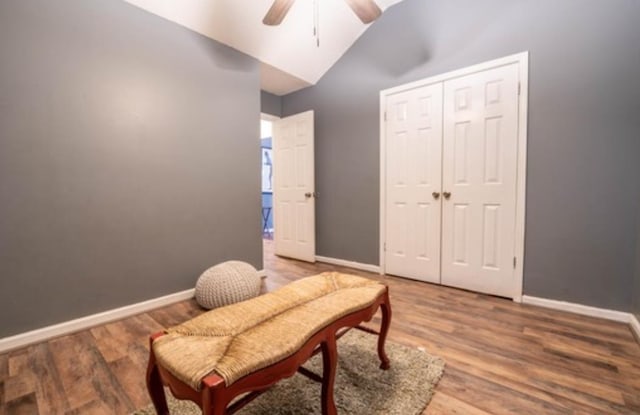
left=263, top=0, right=296, bottom=26
left=344, top=0, right=382, bottom=24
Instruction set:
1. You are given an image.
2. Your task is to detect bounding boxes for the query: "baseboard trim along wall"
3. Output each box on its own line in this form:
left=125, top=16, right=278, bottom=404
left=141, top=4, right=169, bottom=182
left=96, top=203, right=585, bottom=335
left=630, top=314, right=640, bottom=342
left=315, top=256, right=381, bottom=274
left=521, top=295, right=635, bottom=323
left=0, top=288, right=195, bottom=354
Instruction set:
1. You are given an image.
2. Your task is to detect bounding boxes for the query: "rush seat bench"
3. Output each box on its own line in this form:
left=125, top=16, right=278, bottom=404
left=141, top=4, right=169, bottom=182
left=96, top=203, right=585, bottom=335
left=146, top=272, right=392, bottom=415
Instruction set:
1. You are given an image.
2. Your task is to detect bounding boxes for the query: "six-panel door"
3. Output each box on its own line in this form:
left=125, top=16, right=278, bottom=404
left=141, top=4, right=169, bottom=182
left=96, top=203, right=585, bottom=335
left=440, top=63, right=520, bottom=298
left=385, top=83, right=444, bottom=283
left=273, top=111, right=316, bottom=263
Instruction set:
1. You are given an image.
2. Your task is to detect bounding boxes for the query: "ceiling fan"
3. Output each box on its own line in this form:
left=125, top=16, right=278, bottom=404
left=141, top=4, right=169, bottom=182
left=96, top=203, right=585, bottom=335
left=263, top=0, right=382, bottom=26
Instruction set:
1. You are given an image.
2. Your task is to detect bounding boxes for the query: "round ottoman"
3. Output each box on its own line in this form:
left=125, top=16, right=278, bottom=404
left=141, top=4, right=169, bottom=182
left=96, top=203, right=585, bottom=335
left=195, top=261, right=261, bottom=309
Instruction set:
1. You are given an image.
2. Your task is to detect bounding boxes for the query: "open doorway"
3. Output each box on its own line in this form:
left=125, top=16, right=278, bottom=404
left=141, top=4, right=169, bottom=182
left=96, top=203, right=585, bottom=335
left=260, top=116, right=275, bottom=241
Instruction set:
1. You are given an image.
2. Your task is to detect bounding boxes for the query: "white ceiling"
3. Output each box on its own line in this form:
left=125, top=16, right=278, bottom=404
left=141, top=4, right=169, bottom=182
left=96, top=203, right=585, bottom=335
left=123, top=0, right=403, bottom=95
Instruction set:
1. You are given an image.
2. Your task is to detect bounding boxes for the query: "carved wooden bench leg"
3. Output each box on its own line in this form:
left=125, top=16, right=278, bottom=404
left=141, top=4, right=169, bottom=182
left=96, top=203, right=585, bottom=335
left=378, top=289, right=392, bottom=370
left=321, top=332, right=338, bottom=415
left=146, top=335, right=170, bottom=415
left=202, top=375, right=229, bottom=415
left=202, top=390, right=227, bottom=415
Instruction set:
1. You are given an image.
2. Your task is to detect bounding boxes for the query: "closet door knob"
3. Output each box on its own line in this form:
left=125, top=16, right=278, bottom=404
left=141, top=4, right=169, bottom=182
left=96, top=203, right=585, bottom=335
left=432, top=192, right=440, bottom=200
left=443, top=191, right=451, bottom=200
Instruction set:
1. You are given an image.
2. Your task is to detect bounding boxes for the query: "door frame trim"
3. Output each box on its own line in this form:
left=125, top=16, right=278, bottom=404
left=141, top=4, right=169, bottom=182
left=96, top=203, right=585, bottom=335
left=261, top=112, right=281, bottom=122
left=379, top=52, right=529, bottom=301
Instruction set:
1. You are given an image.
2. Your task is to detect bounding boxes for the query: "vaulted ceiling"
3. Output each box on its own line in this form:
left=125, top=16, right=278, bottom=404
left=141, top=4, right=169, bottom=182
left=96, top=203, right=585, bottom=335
left=123, top=0, right=403, bottom=95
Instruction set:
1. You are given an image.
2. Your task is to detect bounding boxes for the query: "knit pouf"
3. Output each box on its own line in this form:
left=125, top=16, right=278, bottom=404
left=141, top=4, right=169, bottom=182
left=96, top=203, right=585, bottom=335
left=195, top=261, right=261, bottom=309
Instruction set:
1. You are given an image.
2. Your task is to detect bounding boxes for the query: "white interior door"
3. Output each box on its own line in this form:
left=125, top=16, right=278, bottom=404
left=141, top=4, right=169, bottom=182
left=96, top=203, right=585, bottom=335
left=384, top=84, right=443, bottom=283
left=441, top=63, right=520, bottom=297
left=273, top=111, right=315, bottom=262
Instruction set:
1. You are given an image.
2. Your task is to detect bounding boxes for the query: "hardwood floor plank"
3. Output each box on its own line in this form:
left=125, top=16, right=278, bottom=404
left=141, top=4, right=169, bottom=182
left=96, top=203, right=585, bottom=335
left=623, top=392, right=640, bottom=412
left=0, top=354, right=8, bottom=382
left=0, top=356, right=6, bottom=415
left=64, top=399, right=115, bottom=415
left=527, top=365, right=627, bottom=406
left=437, top=366, right=571, bottom=415
left=453, top=323, right=638, bottom=391
left=114, top=314, right=162, bottom=343
left=147, top=304, right=194, bottom=328
left=107, top=356, right=148, bottom=410
left=494, top=301, right=637, bottom=343
left=102, top=321, right=146, bottom=358
left=7, top=352, right=28, bottom=378
left=439, top=350, right=633, bottom=414
left=48, top=334, right=102, bottom=410
left=2, top=371, right=36, bottom=404
left=531, top=324, right=640, bottom=351
left=49, top=332, right=134, bottom=413
left=0, top=381, right=5, bottom=415
left=4, top=392, right=38, bottom=415
left=28, top=343, right=70, bottom=414
left=524, top=327, right=640, bottom=363
left=90, top=326, right=128, bottom=363
left=425, top=391, right=493, bottom=415
left=541, top=346, right=618, bottom=373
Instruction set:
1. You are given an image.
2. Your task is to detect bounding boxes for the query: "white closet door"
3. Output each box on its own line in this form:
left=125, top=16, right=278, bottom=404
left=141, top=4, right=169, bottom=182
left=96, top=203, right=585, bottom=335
left=385, top=83, right=443, bottom=283
left=273, top=111, right=315, bottom=262
left=441, top=63, right=520, bottom=298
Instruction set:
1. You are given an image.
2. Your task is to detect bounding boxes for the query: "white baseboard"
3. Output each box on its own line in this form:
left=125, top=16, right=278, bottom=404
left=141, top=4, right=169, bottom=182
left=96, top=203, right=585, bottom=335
left=630, top=313, right=640, bottom=341
left=521, top=295, right=631, bottom=323
left=0, top=288, right=195, bottom=354
left=315, top=256, right=380, bottom=274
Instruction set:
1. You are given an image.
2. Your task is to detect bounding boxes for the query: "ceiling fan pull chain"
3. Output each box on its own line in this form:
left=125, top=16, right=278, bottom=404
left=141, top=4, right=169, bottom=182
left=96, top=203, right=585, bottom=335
left=314, top=0, right=320, bottom=47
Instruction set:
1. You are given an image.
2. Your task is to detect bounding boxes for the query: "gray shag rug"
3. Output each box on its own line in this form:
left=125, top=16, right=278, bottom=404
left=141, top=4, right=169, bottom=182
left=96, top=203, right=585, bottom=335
left=134, top=330, right=444, bottom=415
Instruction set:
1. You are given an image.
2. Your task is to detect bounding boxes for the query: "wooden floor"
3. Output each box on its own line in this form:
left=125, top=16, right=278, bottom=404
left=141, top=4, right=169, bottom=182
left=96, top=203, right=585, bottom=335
left=2, top=241, right=639, bottom=415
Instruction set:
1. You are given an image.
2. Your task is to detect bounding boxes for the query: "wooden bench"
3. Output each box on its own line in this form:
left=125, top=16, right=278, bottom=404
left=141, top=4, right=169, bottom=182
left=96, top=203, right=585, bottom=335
left=145, top=272, right=392, bottom=415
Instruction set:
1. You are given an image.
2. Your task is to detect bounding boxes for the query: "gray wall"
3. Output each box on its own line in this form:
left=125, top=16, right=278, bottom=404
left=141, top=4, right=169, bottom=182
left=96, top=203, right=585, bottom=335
left=634, top=207, right=640, bottom=322
left=282, top=0, right=640, bottom=310
left=0, top=1, right=262, bottom=337
left=261, top=91, right=282, bottom=117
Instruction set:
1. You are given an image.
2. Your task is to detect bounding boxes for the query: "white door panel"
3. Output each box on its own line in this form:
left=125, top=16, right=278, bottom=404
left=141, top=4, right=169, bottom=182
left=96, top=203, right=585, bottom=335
left=385, top=83, right=443, bottom=283
left=273, top=111, right=315, bottom=262
left=441, top=63, right=520, bottom=297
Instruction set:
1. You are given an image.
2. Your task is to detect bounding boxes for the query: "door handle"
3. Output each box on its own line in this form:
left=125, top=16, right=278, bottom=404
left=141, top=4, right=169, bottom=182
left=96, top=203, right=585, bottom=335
left=305, top=192, right=314, bottom=199
left=443, top=191, right=451, bottom=200
left=432, top=192, right=440, bottom=200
